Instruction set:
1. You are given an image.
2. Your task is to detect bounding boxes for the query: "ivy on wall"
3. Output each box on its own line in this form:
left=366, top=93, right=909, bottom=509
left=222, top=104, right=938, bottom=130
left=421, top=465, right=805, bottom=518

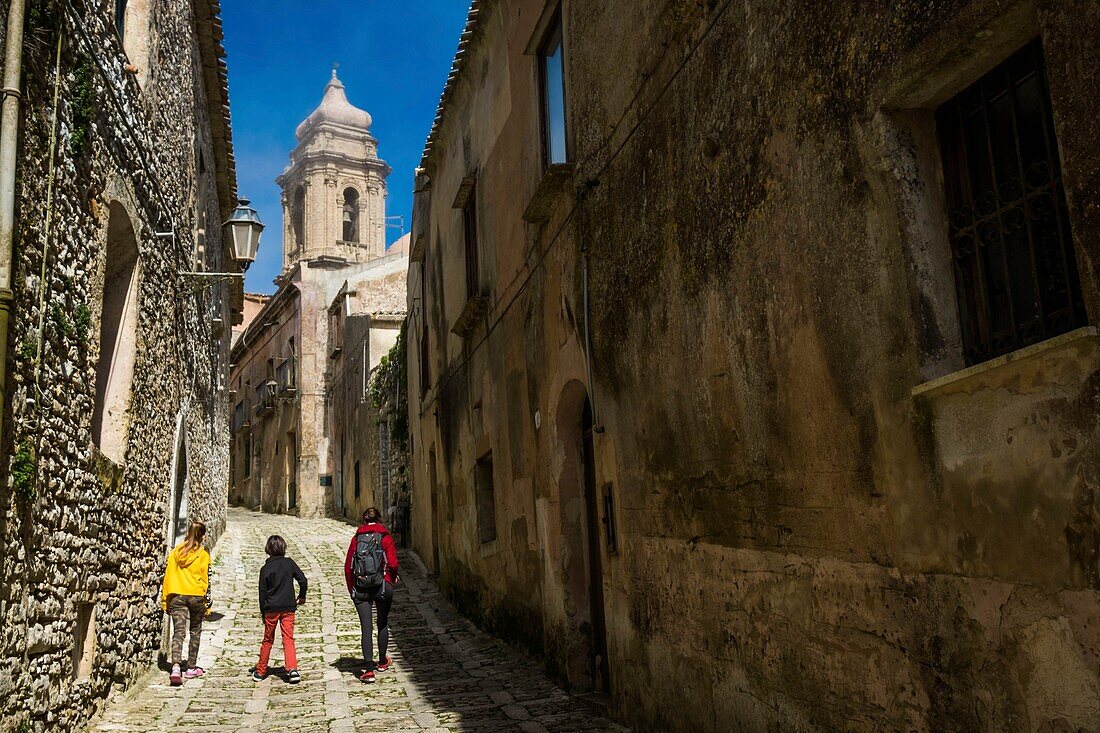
left=368, top=317, right=409, bottom=449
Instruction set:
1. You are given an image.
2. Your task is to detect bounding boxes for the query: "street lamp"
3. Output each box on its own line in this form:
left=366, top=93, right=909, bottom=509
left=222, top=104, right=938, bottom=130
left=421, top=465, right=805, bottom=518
left=177, top=196, right=265, bottom=292
left=224, top=197, right=264, bottom=270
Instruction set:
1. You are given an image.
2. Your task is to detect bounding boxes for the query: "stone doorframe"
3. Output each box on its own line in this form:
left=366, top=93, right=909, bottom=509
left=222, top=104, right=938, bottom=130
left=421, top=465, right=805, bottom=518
left=160, top=406, right=190, bottom=657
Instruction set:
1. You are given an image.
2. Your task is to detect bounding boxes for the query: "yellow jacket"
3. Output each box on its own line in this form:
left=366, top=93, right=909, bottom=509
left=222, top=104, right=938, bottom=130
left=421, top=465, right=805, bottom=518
left=161, top=544, right=210, bottom=609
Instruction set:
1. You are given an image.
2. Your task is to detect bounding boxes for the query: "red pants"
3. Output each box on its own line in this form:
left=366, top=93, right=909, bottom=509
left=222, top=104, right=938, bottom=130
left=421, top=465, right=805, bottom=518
left=256, top=611, right=297, bottom=675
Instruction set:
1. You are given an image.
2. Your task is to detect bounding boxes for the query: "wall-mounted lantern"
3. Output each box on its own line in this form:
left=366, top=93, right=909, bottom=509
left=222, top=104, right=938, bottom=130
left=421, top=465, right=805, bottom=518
left=177, top=196, right=265, bottom=293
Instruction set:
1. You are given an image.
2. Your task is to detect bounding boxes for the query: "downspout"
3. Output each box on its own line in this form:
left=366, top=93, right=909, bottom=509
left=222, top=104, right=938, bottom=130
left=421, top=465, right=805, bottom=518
left=0, top=0, right=27, bottom=447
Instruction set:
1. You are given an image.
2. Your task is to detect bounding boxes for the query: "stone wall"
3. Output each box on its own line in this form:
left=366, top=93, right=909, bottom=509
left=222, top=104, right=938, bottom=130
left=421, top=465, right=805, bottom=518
left=0, top=1, right=237, bottom=730
left=407, top=0, right=1100, bottom=730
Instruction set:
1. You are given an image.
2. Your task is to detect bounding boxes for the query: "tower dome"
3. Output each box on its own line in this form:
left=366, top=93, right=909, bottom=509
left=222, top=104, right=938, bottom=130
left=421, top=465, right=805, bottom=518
left=295, top=70, right=372, bottom=140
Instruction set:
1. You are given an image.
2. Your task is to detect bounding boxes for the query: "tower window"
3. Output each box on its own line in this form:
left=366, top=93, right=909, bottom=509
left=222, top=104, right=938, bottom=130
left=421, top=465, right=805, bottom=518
left=342, top=188, right=360, bottom=242
left=292, top=186, right=306, bottom=251
left=935, top=39, right=1085, bottom=364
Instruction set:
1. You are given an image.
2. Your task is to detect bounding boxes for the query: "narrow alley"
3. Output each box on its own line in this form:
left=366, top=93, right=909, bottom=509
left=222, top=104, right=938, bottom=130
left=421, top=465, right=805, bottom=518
left=88, top=509, right=625, bottom=733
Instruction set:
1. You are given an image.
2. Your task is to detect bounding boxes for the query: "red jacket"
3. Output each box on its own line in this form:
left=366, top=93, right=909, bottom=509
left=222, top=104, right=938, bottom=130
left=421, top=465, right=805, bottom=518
left=344, top=523, right=399, bottom=592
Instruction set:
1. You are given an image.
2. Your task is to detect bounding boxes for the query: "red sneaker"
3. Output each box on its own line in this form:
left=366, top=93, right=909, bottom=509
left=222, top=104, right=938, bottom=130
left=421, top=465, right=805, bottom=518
left=358, top=670, right=376, bottom=684
left=376, top=657, right=392, bottom=673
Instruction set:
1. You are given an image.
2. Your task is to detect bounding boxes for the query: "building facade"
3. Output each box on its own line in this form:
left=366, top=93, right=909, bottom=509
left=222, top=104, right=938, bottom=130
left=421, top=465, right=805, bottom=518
left=407, top=1, right=1100, bottom=730
left=229, top=74, right=408, bottom=519
left=0, top=0, right=240, bottom=730
left=327, top=238, right=408, bottom=525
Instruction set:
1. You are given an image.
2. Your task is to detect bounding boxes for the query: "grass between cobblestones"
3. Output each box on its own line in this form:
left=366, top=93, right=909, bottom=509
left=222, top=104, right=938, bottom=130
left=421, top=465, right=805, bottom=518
left=86, top=508, right=627, bottom=733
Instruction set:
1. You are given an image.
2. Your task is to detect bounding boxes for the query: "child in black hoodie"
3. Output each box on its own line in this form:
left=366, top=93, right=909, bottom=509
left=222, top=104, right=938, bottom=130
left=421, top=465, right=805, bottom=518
left=252, top=535, right=307, bottom=683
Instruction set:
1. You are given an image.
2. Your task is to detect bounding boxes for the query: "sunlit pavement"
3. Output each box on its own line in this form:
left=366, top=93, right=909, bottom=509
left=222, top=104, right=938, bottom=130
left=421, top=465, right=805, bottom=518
left=88, top=508, right=626, bottom=732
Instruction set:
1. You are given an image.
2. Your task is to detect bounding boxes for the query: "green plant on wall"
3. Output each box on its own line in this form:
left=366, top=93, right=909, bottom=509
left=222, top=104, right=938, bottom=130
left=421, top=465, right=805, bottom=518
left=74, top=302, right=91, bottom=345
left=69, top=60, right=95, bottom=158
left=18, top=335, right=38, bottom=363
left=11, top=439, right=37, bottom=500
left=51, top=300, right=73, bottom=337
left=368, top=318, right=409, bottom=449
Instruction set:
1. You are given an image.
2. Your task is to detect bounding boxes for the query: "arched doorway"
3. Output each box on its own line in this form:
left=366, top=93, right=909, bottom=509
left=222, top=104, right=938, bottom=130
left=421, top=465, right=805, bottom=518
left=556, top=381, right=611, bottom=694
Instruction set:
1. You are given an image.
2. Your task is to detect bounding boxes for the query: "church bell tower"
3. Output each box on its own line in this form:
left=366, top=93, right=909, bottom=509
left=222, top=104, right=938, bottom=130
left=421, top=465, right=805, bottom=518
left=276, top=69, right=391, bottom=271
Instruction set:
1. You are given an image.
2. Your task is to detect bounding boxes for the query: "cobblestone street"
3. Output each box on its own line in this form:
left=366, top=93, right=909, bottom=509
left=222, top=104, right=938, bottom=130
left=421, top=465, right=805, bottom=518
left=88, top=509, right=625, bottom=733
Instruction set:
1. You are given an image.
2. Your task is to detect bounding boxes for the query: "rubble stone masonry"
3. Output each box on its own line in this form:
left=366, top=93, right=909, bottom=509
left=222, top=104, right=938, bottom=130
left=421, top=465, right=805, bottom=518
left=0, top=1, right=238, bottom=730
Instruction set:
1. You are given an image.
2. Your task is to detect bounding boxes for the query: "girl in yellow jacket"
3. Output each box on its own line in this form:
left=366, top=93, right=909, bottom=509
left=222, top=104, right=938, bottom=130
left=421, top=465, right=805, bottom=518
left=161, top=520, right=210, bottom=686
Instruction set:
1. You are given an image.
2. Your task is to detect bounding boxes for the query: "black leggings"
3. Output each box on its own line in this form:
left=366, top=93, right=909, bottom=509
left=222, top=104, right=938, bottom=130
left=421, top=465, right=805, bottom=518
left=354, top=584, right=393, bottom=669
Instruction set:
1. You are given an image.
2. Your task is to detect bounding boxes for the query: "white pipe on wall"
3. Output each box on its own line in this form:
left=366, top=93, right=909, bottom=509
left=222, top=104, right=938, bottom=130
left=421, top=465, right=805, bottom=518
left=0, top=0, right=28, bottom=443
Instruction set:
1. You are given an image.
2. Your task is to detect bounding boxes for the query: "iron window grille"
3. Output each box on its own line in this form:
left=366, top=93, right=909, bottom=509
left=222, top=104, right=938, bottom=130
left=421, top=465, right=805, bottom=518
left=935, top=39, right=1086, bottom=365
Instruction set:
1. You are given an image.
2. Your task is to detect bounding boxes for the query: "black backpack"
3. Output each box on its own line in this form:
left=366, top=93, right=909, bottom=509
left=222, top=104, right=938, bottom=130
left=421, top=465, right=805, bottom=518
left=352, top=532, right=386, bottom=590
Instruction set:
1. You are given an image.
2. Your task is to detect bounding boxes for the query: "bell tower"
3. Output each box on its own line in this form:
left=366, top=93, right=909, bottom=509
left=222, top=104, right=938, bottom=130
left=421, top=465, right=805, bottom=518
left=276, top=70, right=390, bottom=271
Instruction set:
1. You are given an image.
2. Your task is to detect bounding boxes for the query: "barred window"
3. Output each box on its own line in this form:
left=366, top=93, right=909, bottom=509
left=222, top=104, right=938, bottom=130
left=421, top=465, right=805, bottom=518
left=936, top=39, right=1086, bottom=365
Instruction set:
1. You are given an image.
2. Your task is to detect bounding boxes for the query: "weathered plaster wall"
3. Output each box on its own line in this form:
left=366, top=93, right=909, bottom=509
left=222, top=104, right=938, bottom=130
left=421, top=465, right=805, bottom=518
left=409, top=0, right=1100, bottom=730
left=0, top=1, right=237, bottom=730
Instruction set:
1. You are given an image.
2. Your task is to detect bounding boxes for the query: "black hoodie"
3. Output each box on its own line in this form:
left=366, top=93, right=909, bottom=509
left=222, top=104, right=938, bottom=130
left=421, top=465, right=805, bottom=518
left=259, top=556, right=307, bottom=614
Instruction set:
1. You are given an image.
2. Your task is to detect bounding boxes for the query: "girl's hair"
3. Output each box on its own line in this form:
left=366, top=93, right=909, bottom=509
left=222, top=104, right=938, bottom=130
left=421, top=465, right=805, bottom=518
left=363, top=507, right=382, bottom=524
left=179, top=520, right=207, bottom=557
left=265, top=535, right=287, bottom=556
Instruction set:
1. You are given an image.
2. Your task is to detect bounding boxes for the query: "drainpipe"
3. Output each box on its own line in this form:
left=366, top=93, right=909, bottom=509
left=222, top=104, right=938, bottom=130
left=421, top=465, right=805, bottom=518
left=0, top=0, right=28, bottom=447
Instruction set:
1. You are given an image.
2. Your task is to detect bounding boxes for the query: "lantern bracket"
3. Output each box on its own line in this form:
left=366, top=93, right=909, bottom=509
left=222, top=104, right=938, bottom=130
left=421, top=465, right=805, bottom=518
left=177, top=271, right=244, bottom=295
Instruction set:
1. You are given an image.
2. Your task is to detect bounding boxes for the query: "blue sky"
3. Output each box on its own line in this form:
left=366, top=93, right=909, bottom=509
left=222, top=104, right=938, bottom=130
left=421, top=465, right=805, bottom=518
left=220, top=1, right=470, bottom=293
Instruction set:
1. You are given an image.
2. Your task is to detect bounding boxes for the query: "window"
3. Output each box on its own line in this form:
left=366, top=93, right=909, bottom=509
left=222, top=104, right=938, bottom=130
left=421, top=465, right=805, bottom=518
left=463, top=179, right=480, bottom=301
left=114, top=0, right=127, bottom=36
left=194, top=149, right=208, bottom=271
left=73, top=603, right=97, bottom=680
left=287, top=432, right=298, bottom=509
left=537, top=8, right=568, bottom=166
left=291, top=186, right=306, bottom=252
left=354, top=460, right=361, bottom=499
left=276, top=339, right=296, bottom=392
left=342, top=188, right=360, bottom=242
left=330, top=306, right=344, bottom=357
left=935, top=39, right=1085, bottom=365
left=243, top=433, right=252, bottom=478
left=602, top=483, right=618, bottom=555
left=419, top=253, right=431, bottom=395
left=233, top=400, right=245, bottom=432
left=92, top=202, right=141, bottom=464
left=475, top=452, right=496, bottom=544
left=419, top=325, right=430, bottom=397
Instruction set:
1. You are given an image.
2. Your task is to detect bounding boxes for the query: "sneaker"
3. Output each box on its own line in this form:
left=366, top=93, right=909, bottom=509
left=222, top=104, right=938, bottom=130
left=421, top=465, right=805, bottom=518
left=251, top=670, right=266, bottom=682
left=170, top=665, right=182, bottom=686
left=184, top=667, right=205, bottom=679
left=287, top=669, right=301, bottom=685
left=358, top=670, right=376, bottom=684
left=375, top=657, right=392, bottom=673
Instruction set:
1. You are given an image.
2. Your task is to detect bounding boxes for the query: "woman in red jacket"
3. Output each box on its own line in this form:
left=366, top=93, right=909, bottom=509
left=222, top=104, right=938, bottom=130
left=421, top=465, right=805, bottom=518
left=344, top=507, right=399, bottom=684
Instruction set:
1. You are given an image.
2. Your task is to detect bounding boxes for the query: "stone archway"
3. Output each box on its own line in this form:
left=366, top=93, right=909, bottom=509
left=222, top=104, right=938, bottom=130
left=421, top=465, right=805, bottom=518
left=166, top=410, right=190, bottom=550
left=554, top=379, right=610, bottom=693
